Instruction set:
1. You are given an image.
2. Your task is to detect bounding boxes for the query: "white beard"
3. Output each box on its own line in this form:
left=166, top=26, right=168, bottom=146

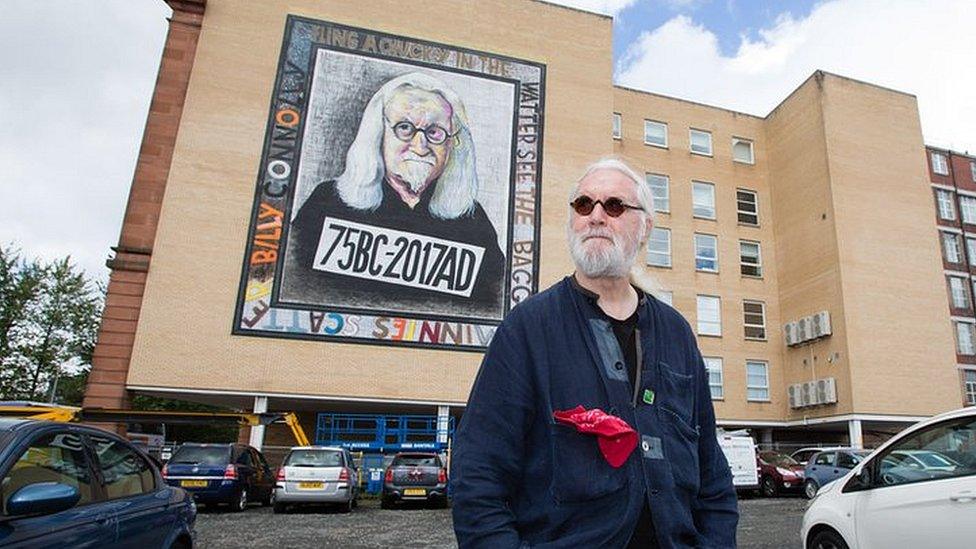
left=393, top=157, right=435, bottom=193
left=568, top=225, right=643, bottom=279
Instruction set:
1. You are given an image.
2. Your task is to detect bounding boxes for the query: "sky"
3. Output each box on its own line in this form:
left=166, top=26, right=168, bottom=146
left=2, top=0, right=974, bottom=281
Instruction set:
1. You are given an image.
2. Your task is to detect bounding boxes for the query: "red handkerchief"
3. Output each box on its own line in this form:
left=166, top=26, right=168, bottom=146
left=553, top=405, right=638, bottom=468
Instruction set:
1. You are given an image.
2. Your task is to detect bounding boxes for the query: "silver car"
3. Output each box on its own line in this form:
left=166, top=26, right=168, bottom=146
left=273, top=446, right=360, bottom=513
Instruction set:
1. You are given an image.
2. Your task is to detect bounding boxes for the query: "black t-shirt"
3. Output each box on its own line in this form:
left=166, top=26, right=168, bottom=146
left=609, top=309, right=639, bottom=389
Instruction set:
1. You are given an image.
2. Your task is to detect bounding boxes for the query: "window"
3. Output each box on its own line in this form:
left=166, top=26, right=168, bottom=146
left=2, top=432, right=94, bottom=515
left=732, top=138, right=754, bottom=164
left=697, top=295, right=721, bottom=336
left=873, top=414, right=976, bottom=488
left=943, top=232, right=962, bottom=264
left=971, top=161, right=976, bottom=182
left=968, top=238, right=976, bottom=266
left=89, top=434, right=155, bottom=499
left=646, top=174, right=669, bottom=213
left=693, top=181, right=716, bottom=219
left=743, top=300, right=766, bottom=340
left=704, top=357, right=723, bottom=399
left=695, top=233, right=719, bottom=272
left=746, top=360, right=769, bottom=401
left=647, top=227, right=671, bottom=267
left=655, top=290, right=673, bottom=306
left=739, top=240, right=762, bottom=277
left=612, top=113, right=622, bottom=139
left=690, top=129, right=713, bottom=155
left=644, top=120, right=667, bottom=147
left=736, top=188, right=759, bottom=225
left=937, top=190, right=957, bottom=221
left=955, top=321, right=975, bottom=355
left=949, top=276, right=971, bottom=309
left=965, top=370, right=976, bottom=405
left=932, top=152, right=949, bottom=175
left=961, top=196, right=976, bottom=224
left=836, top=452, right=862, bottom=470
left=814, top=452, right=836, bottom=466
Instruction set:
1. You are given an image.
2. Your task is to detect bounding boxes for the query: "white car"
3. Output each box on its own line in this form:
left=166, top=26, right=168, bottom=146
left=802, top=406, right=976, bottom=549
left=273, top=446, right=360, bottom=513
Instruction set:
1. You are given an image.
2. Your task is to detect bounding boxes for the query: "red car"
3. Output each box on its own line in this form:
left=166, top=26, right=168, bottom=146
left=756, top=450, right=805, bottom=497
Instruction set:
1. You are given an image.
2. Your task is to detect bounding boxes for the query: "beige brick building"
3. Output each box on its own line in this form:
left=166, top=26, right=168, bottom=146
left=85, top=0, right=965, bottom=452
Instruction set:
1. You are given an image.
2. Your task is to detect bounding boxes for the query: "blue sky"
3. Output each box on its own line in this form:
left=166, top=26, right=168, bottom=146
left=611, top=0, right=820, bottom=61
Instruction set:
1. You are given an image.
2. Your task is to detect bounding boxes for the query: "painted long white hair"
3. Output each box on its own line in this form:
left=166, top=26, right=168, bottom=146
left=335, top=72, right=478, bottom=220
left=568, top=157, right=666, bottom=298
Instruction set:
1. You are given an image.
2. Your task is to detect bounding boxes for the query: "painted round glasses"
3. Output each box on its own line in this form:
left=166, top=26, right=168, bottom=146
left=569, top=195, right=643, bottom=217
left=388, top=119, right=455, bottom=145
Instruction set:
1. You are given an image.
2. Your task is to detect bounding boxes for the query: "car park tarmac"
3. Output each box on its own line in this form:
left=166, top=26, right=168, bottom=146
left=195, top=495, right=807, bottom=548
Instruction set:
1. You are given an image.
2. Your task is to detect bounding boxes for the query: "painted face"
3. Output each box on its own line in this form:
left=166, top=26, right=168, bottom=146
left=568, top=169, right=652, bottom=278
left=382, top=87, right=454, bottom=199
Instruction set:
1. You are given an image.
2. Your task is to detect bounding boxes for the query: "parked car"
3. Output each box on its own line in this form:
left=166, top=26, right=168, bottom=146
left=273, top=446, right=359, bottom=513
left=717, top=431, right=759, bottom=494
left=381, top=452, right=448, bottom=509
left=802, top=406, right=976, bottom=549
left=803, top=448, right=872, bottom=499
left=0, top=418, right=196, bottom=548
left=162, top=443, right=274, bottom=511
left=756, top=450, right=805, bottom=497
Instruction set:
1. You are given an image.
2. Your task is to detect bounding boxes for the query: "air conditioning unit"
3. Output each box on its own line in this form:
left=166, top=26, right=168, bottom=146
left=784, top=322, right=798, bottom=346
left=797, top=317, right=812, bottom=343
left=812, top=311, right=832, bottom=339
left=788, top=384, right=802, bottom=408
left=801, top=381, right=816, bottom=406
left=817, top=377, right=837, bottom=404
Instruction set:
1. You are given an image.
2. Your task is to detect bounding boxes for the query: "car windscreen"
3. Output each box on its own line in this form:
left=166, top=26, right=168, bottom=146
left=284, top=449, right=343, bottom=467
left=761, top=452, right=799, bottom=467
left=392, top=455, right=439, bottom=467
left=168, top=445, right=231, bottom=466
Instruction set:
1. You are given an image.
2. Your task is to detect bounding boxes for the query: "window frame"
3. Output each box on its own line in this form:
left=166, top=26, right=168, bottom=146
left=955, top=321, right=975, bottom=355
left=937, top=190, right=957, bottom=221
left=696, top=294, right=722, bottom=337
left=971, top=160, right=976, bottom=183
left=943, top=232, right=963, bottom=264
left=861, top=415, right=976, bottom=491
left=932, top=152, right=949, bottom=175
left=965, top=370, right=976, bottom=405
left=646, top=227, right=672, bottom=268
left=2, top=429, right=102, bottom=516
left=743, top=300, right=767, bottom=341
left=612, top=112, right=622, bottom=140
left=746, top=360, right=770, bottom=402
left=736, top=188, right=759, bottom=226
left=694, top=233, right=719, bottom=273
left=689, top=128, right=713, bottom=156
left=960, top=195, right=976, bottom=225
left=87, top=431, right=157, bottom=501
left=646, top=173, right=670, bottom=213
left=739, top=239, right=762, bottom=278
left=704, top=356, right=724, bottom=400
left=692, top=181, right=717, bottom=220
left=949, top=276, right=971, bottom=309
left=732, top=137, right=755, bottom=164
left=643, top=119, right=668, bottom=148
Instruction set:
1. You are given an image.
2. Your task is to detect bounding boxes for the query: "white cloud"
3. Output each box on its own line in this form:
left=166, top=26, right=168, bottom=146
left=545, top=0, right=638, bottom=16
left=0, top=0, right=170, bottom=280
left=617, top=0, right=976, bottom=152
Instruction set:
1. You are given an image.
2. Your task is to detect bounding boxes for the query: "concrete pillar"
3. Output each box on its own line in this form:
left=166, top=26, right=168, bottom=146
left=848, top=419, right=863, bottom=449
left=249, top=396, right=269, bottom=450
left=761, top=428, right=774, bottom=447
left=437, top=405, right=450, bottom=444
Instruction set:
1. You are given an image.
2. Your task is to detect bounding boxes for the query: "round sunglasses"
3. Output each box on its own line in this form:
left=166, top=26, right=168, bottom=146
left=569, top=195, right=644, bottom=217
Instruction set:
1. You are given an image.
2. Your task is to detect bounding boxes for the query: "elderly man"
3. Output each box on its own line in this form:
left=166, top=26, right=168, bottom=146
left=287, top=72, right=505, bottom=316
left=451, top=159, right=738, bottom=548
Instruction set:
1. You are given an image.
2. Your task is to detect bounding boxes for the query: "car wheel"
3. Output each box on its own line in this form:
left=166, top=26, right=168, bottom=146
left=804, top=479, right=819, bottom=499
left=808, top=528, right=849, bottom=549
left=232, top=488, right=248, bottom=512
left=761, top=476, right=778, bottom=497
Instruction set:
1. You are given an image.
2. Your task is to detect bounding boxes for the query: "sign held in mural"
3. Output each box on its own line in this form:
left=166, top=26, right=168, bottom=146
left=233, top=16, right=545, bottom=351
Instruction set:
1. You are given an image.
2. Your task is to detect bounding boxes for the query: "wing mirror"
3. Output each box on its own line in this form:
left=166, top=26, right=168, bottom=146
left=6, top=482, right=81, bottom=517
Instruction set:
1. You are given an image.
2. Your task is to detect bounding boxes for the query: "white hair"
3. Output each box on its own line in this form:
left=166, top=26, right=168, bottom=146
left=335, top=72, right=478, bottom=220
left=567, top=157, right=665, bottom=297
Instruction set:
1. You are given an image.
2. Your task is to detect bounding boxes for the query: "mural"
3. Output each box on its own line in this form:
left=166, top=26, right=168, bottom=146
left=233, top=16, right=545, bottom=351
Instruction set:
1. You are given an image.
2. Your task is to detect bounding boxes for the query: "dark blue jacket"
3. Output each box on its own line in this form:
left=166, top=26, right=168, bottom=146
left=451, top=277, right=738, bottom=548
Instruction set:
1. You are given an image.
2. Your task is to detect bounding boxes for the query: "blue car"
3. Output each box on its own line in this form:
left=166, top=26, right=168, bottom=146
left=163, top=443, right=274, bottom=511
left=0, top=418, right=196, bottom=548
left=803, top=447, right=872, bottom=498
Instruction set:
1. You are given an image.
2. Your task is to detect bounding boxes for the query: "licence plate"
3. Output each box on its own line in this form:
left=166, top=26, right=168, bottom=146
left=403, top=488, right=426, bottom=496
left=181, top=480, right=208, bottom=488
left=298, top=481, right=324, bottom=489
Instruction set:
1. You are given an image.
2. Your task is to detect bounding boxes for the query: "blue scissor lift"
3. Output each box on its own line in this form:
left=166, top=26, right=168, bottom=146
left=314, top=413, right=455, bottom=494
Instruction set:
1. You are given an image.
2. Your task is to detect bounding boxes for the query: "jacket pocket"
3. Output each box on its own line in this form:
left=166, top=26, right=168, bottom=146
left=660, top=406, right=701, bottom=495
left=550, top=425, right=627, bottom=504
left=657, top=361, right=695, bottom=428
